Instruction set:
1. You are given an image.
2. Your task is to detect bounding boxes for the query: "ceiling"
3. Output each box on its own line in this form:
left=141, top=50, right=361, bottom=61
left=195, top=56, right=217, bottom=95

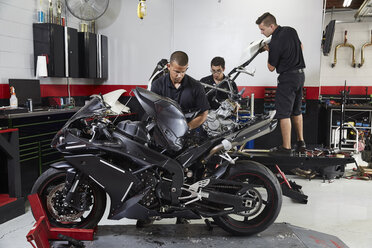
left=325, top=0, right=372, bottom=19
left=325, top=0, right=365, bottom=9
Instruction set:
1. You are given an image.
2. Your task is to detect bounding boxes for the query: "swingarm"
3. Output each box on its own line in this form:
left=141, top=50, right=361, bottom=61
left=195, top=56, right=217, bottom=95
left=180, top=178, right=257, bottom=213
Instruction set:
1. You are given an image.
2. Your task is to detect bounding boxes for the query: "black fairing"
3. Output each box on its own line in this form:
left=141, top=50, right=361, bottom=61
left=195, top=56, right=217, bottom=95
left=116, top=120, right=148, bottom=144
left=51, top=96, right=106, bottom=148
left=133, top=87, right=188, bottom=151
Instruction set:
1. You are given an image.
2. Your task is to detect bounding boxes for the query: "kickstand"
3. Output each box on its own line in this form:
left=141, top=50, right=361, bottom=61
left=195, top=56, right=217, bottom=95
left=204, top=219, right=214, bottom=231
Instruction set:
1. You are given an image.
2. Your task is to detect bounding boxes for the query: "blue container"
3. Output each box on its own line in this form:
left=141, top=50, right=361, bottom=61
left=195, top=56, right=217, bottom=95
left=37, top=10, right=44, bottom=23
left=245, top=140, right=254, bottom=149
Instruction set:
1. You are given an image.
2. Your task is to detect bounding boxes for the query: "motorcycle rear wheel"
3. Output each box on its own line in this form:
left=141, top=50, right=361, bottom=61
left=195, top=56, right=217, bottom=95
left=31, top=167, right=107, bottom=229
left=213, top=160, right=282, bottom=236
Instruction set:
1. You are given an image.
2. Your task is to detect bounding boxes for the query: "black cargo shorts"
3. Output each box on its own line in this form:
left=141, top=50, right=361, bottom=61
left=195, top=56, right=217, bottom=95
left=274, top=71, right=305, bottom=119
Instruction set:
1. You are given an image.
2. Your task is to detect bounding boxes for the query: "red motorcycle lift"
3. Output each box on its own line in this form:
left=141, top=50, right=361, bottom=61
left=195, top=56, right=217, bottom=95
left=26, top=194, right=95, bottom=248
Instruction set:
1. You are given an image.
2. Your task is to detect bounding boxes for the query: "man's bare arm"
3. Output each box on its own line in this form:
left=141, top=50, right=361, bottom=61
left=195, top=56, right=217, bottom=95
left=188, top=110, right=208, bottom=130
left=262, top=44, right=275, bottom=72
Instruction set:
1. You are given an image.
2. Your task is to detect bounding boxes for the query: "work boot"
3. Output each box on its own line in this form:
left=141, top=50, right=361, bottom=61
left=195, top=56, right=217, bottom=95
left=136, top=218, right=154, bottom=228
left=269, top=146, right=292, bottom=156
left=176, top=217, right=190, bottom=224
left=295, top=140, right=306, bottom=153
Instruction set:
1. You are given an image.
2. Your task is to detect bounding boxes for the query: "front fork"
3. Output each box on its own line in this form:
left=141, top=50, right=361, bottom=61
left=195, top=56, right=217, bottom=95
left=63, top=168, right=86, bottom=211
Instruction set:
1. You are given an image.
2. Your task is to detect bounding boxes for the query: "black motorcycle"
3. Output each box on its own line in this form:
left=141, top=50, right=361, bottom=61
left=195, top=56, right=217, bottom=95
left=31, top=86, right=281, bottom=236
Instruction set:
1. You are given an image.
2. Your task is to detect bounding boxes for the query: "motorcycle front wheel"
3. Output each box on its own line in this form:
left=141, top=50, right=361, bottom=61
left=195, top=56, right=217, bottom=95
left=31, top=167, right=107, bottom=229
left=213, top=160, right=282, bottom=236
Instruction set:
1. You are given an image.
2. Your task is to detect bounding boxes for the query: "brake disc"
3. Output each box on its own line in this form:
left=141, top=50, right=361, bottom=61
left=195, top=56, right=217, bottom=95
left=46, top=183, right=84, bottom=222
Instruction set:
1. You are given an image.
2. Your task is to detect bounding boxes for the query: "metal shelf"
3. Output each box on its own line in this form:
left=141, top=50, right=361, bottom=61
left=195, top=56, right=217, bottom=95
left=329, top=107, right=372, bottom=153
left=331, top=125, right=371, bottom=129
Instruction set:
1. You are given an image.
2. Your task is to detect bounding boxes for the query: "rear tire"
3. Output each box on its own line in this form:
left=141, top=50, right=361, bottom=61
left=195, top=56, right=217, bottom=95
left=31, top=167, right=106, bottom=229
left=213, top=160, right=282, bottom=236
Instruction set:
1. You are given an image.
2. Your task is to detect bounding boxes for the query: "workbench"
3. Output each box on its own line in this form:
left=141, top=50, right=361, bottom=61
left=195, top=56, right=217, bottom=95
left=0, top=108, right=79, bottom=195
left=0, top=108, right=137, bottom=195
left=0, top=128, right=25, bottom=224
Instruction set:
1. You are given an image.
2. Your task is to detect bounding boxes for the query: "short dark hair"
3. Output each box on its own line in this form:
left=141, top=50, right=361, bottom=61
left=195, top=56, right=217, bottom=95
left=211, top=56, right=225, bottom=69
left=170, top=51, right=188, bottom=66
left=256, top=12, right=277, bottom=26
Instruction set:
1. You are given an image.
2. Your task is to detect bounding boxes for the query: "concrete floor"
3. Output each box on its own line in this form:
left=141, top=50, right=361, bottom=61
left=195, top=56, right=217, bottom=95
left=1, top=157, right=372, bottom=248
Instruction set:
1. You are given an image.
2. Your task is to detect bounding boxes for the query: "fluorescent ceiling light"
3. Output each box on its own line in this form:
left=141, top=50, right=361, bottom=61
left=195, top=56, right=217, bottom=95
left=343, top=0, right=353, bottom=7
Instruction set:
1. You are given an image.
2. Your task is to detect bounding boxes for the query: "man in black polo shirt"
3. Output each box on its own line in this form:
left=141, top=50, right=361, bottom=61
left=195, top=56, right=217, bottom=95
left=200, top=56, right=238, bottom=110
left=256, top=12, right=306, bottom=155
left=136, top=51, right=209, bottom=228
left=151, top=51, right=210, bottom=130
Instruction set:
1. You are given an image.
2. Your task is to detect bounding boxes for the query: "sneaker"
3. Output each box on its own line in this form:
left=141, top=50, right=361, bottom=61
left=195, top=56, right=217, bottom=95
left=295, top=140, right=306, bottom=153
left=176, top=217, right=190, bottom=224
left=136, top=218, right=154, bottom=228
left=269, top=146, right=292, bottom=156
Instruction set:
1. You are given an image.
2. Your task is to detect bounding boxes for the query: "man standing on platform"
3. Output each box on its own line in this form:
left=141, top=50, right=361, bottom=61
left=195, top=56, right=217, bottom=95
left=256, top=12, right=306, bottom=155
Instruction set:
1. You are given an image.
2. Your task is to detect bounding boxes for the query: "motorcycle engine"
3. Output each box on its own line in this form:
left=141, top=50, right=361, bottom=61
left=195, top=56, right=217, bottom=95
left=202, top=99, right=239, bottom=137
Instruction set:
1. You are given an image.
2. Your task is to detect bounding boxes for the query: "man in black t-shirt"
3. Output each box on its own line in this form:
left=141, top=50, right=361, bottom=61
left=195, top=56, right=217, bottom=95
left=151, top=51, right=210, bottom=130
left=200, top=57, right=238, bottom=110
left=256, top=12, right=306, bottom=155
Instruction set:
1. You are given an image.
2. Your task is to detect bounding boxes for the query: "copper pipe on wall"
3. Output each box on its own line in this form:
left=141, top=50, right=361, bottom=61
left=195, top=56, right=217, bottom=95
left=331, top=30, right=356, bottom=68
left=56, top=0, right=62, bottom=25
left=48, top=0, right=53, bottom=24
left=358, top=30, right=372, bottom=68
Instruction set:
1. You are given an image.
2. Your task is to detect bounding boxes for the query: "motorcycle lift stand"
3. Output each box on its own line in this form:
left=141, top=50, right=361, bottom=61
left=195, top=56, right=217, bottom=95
left=48, top=222, right=349, bottom=248
left=26, top=194, right=95, bottom=248
left=25, top=196, right=350, bottom=248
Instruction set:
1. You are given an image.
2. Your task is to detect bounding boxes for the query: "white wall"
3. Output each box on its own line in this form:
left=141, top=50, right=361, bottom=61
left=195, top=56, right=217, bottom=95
left=320, top=11, right=372, bottom=86
left=0, top=0, right=86, bottom=86
left=171, top=0, right=322, bottom=87
left=98, top=0, right=323, bottom=87
left=97, top=0, right=173, bottom=86
left=0, top=0, right=35, bottom=83
left=0, top=0, right=323, bottom=89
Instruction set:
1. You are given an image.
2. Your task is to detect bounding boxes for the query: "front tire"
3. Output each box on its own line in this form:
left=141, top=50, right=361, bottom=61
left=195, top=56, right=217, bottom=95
left=213, top=160, right=282, bottom=236
left=31, top=167, right=107, bottom=229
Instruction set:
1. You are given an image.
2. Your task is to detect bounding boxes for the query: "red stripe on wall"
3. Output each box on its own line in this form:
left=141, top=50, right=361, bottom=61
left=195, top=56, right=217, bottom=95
left=237, top=86, right=267, bottom=99
left=320, top=86, right=371, bottom=95
left=0, top=84, right=9, bottom=99
left=0, top=83, right=368, bottom=100
left=0, top=84, right=147, bottom=99
left=305, top=87, right=320, bottom=100
left=237, top=86, right=320, bottom=100
left=41, top=84, right=147, bottom=97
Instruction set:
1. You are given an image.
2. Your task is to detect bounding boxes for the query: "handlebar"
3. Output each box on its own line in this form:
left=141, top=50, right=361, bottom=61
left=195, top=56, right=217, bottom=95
left=99, top=123, right=113, bottom=141
left=200, top=80, right=242, bottom=101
